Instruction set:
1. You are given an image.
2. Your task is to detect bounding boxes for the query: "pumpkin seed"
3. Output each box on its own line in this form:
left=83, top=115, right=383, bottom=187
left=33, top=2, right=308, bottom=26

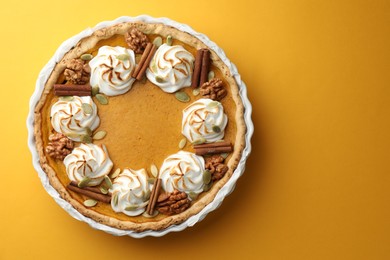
left=116, top=54, right=130, bottom=61
left=95, top=94, right=108, bottom=105
left=91, top=86, right=99, bottom=96
left=179, top=138, right=187, bottom=149
left=112, top=193, right=118, bottom=206
left=216, top=139, right=225, bottom=143
left=221, top=153, right=229, bottom=159
left=83, top=199, right=97, bottom=207
left=207, top=100, right=219, bottom=109
left=155, top=76, right=165, bottom=83
left=148, top=178, right=156, bottom=184
left=93, top=130, right=107, bottom=140
left=153, top=36, right=163, bottom=47
left=125, top=205, right=139, bottom=211
left=142, top=210, right=158, bottom=218
left=188, top=192, right=198, bottom=201
left=81, top=134, right=92, bottom=143
left=212, top=125, right=221, bottom=133
left=78, top=177, right=91, bottom=188
left=203, top=170, right=211, bottom=184
left=66, top=132, right=81, bottom=139
left=208, top=71, right=215, bottom=81
left=80, top=53, right=93, bottom=61
left=104, top=175, right=113, bottom=189
left=192, top=88, right=200, bottom=96
left=84, top=127, right=92, bottom=137
left=110, top=168, right=121, bottom=179
left=150, top=61, right=158, bottom=72
left=166, top=35, right=173, bottom=46
left=143, top=190, right=151, bottom=200
left=203, top=181, right=213, bottom=192
left=192, top=137, right=206, bottom=145
left=82, top=103, right=93, bottom=114
left=59, top=96, right=74, bottom=101
left=150, top=164, right=158, bottom=178
left=175, top=91, right=190, bottom=103
left=100, top=187, right=108, bottom=194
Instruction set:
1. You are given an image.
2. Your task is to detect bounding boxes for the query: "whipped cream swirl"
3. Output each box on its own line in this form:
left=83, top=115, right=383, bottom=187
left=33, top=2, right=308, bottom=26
left=110, top=168, right=151, bottom=216
left=182, top=98, right=228, bottom=143
left=146, top=43, right=194, bottom=93
left=160, top=151, right=206, bottom=196
left=89, top=46, right=136, bottom=96
left=64, top=143, right=113, bottom=186
left=51, top=96, right=100, bottom=141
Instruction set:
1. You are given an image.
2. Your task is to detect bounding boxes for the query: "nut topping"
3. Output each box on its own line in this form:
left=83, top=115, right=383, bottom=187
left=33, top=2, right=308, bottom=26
left=64, top=58, right=90, bottom=85
left=124, top=27, right=149, bottom=54
left=200, top=78, right=227, bottom=101
left=45, top=133, right=74, bottom=160
left=156, top=190, right=191, bottom=215
left=205, top=155, right=229, bottom=181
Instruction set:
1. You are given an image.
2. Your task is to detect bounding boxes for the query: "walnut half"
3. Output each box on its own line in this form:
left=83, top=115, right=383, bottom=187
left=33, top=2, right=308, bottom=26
left=64, top=58, right=90, bottom=85
left=200, top=78, right=227, bottom=101
left=45, top=133, right=74, bottom=160
left=124, top=27, right=149, bottom=54
left=205, top=155, right=229, bottom=181
left=156, top=190, right=191, bottom=215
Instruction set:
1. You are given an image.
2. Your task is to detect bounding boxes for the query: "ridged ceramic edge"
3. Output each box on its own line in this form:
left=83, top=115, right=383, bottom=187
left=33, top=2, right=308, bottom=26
left=27, top=15, right=254, bottom=238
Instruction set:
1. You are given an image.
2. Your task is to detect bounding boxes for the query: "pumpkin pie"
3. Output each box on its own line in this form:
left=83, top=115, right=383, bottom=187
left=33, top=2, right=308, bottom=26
left=33, top=19, right=248, bottom=233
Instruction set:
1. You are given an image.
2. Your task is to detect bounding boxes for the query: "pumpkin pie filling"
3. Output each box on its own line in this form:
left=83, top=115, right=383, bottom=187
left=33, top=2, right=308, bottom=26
left=35, top=22, right=246, bottom=231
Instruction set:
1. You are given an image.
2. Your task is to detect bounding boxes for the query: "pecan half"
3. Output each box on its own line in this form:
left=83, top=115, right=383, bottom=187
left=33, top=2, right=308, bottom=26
left=124, top=27, right=149, bottom=54
left=200, top=78, right=227, bottom=101
left=156, top=190, right=191, bottom=215
left=64, top=58, right=90, bottom=85
left=205, top=155, right=229, bottom=181
left=45, top=133, right=74, bottom=160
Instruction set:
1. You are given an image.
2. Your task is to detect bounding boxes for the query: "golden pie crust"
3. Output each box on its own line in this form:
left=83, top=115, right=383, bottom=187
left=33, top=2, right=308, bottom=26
left=34, top=22, right=246, bottom=232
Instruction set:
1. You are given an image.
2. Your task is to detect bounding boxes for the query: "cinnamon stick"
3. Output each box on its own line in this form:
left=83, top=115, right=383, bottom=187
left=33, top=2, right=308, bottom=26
left=67, top=183, right=111, bottom=203
left=199, top=49, right=210, bottom=86
left=132, top=43, right=153, bottom=78
left=136, top=44, right=157, bottom=81
left=69, top=181, right=102, bottom=194
left=193, top=141, right=232, bottom=149
left=193, top=141, right=233, bottom=156
left=54, top=84, right=92, bottom=96
left=191, top=49, right=204, bottom=87
left=146, top=178, right=161, bottom=215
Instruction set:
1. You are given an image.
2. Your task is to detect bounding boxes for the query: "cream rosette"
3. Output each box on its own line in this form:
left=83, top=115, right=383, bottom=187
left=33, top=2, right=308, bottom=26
left=182, top=98, right=228, bottom=143
left=110, top=169, right=151, bottom=216
left=89, top=46, right=136, bottom=96
left=146, top=43, right=194, bottom=93
left=50, top=96, right=100, bottom=142
left=159, top=151, right=206, bottom=197
left=63, top=143, right=113, bottom=186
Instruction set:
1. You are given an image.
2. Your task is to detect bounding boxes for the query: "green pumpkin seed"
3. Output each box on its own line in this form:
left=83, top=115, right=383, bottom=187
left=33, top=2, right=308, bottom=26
left=110, top=168, right=121, bottom=179
left=112, top=193, right=118, bottom=206
left=80, top=54, right=93, bottom=61
left=81, top=134, right=92, bottom=143
left=175, top=91, right=190, bottom=103
left=83, top=199, right=97, bottom=207
left=143, top=190, right=151, bottom=200
left=148, top=178, right=156, bottom=184
left=166, top=35, right=173, bottom=46
left=142, top=210, right=158, bottom=218
left=203, top=181, right=213, bottom=192
left=192, top=137, right=206, bottom=145
left=95, top=94, right=108, bottom=105
left=150, top=164, right=158, bottom=178
left=66, top=132, right=82, bottom=139
left=179, top=138, right=187, bottom=149
left=203, top=170, right=211, bottom=184
left=188, top=192, right=198, bottom=201
left=221, top=153, right=229, bottom=159
left=116, top=54, right=130, bottom=61
left=100, top=187, right=108, bottom=194
left=150, top=61, right=158, bottom=73
left=153, top=36, right=163, bottom=47
left=155, top=76, right=165, bottom=83
left=208, top=71, right=215, bottom=81
left=192, top=88, right=200, bottom=96
left=93, top=130, right=107, bottom=140
left=78, top=177, right=91, bottom=188
left=82, top=103, right=93, bottom=114
left=59, top=96, right=74, bottom=101
left=104, top=175, right=113, bottom=189
left=212, top=125, right=221, bottom=133
left=125, top=205, right=139, bottom=211
left=207, top=100, right=219, bottom=109
left=91, top=86, right=99, bottom=96
left=84, top=127, right=92, bottom=137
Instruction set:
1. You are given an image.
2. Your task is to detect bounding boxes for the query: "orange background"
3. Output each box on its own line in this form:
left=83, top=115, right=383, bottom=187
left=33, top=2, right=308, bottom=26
left=1, top=0, right=390, bottom=259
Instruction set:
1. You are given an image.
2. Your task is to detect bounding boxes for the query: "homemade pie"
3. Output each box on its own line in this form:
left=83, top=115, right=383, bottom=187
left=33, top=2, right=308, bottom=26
left=33, top=19, right=247, bottom=233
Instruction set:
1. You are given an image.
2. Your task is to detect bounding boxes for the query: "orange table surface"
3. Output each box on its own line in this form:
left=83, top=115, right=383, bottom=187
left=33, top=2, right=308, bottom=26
left=1, top=0, right=390, bottom=259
